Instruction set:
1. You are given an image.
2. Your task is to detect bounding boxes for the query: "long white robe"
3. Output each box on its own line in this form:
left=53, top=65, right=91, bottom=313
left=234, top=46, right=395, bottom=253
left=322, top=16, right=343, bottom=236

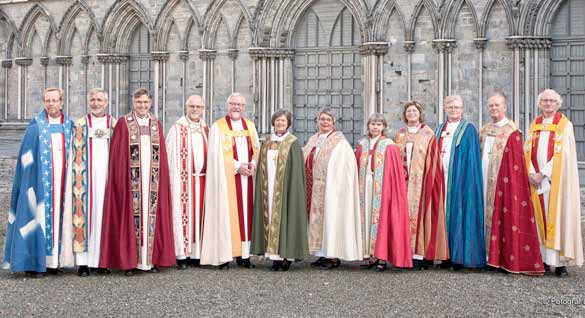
left=362, top=136, right=379, bottom=258
left=74, top=115, right=110, bottom=267
left=200, top=117, right=259, bottom=266
left=46, top=115, right=65, bottom=269
left=439, top=120, right=460, bottom=201
left=137, top=115, right=153, bottom=271
left=481, top=117, right=509, bottom=212
left=167, top=117, right=206, bottom=260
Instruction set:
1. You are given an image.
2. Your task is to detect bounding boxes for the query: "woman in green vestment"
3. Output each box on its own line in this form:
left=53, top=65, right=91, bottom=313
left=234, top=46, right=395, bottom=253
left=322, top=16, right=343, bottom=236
left=251, top=109, right=309, bottom=271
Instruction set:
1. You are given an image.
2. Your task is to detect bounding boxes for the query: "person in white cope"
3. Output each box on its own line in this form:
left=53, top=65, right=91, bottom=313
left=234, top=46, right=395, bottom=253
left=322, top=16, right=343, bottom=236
left=201, top=93, right=260, bottom=269
left=3, top=88, right=74, bottom=277
left=435, top=95, right=485, bottom=270
left=479, top=92, right=543, bottom=275
left=167, top=95, right=209, bottom=269
left=63, top=88, right=117, bottom=277
left=303, top=108, right=362, bottom=270
left=99, top=88, right=175, bottom=276
left=525, top=89, right=583, bottom=276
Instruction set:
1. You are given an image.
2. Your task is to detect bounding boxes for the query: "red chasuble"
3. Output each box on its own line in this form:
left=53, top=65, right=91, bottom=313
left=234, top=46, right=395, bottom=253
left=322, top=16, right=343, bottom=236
left=487, top=130, right=543, bottom=274
left=99, top=116, right=175, bottom=270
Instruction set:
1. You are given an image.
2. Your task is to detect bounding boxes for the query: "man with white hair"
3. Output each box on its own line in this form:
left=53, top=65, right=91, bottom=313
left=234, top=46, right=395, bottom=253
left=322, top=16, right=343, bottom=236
left=479, top=92, right=543, bottom=275
left=3, top=88, right=74, bottom=277
left=166, top=95, right=208, bottom=269
left=64, top=88, right=116, bottom=277
left=435, top=95, right=485, bottom=270
left=525, top=89, right=583, bottom=276
left=201, top=93, right=259, bottom=268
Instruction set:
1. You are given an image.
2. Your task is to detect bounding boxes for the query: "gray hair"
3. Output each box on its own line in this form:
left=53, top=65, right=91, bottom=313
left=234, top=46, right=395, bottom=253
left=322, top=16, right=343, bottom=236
left=488, top=91, right=508, bottom=105
left=226, top=92, right=246, bottom=107
left=271, top=108, right=292, bottom=129
left=444, top=95, right=464, bottom=108
left=185, top=94, right=204, bottom=107
left=537, top=89, right=563, bottom=108
left=366, top=112, right=388, bottom=137
left=88, top=88, right=109, bottom=103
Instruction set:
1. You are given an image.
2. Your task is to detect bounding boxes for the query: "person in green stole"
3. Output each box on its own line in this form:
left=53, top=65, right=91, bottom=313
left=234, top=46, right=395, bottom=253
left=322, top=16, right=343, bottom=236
left=251, top=109, right=309, bottom=271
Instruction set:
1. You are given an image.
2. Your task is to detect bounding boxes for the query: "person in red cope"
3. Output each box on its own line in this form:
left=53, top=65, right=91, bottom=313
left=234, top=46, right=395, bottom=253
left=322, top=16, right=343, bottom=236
left=356, top=113, right=412, bottom=272
left=200, top=93, right=260, bottom=269
left=99, top=88, right=175, bottom=276
left=480, top=92, right=543, bottom=275
left=394, top=101, right=449, bottom=270
left=167, top=95, right=208, bottom=269
left=525, top=89, right=583, bottom=276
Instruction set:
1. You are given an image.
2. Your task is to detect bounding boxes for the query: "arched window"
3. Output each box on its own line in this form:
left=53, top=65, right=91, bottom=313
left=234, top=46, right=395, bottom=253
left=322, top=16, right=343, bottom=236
left=128, top=23, right=153, bottom=109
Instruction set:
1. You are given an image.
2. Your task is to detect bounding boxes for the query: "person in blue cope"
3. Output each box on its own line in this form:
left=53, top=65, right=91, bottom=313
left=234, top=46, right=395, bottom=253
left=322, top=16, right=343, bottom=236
left=435, top=95, right=485, bottom=270
left=3, top=87, right=74, bottom=278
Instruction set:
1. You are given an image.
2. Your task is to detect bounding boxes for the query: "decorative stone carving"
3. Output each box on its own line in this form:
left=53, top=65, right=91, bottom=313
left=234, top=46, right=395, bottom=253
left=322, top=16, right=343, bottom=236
left=473, top=38, right=488, bottom=51
left=248, top=47, right=294, bottom=60
left=199, top=49, right=217, bottom=61
left=1, top=60, right=12, bottom=68
left=179, top=51, right=189, bottom=61
left=227, top=49, right=239, bottom=60
left=403, top=41, right=415, bottom=53
left=359, top=42, right=389, bottom=56
left=432, top=39, right=457, bottom=53
left=151, top=51, right=170, bottom=61
left=55, top=56, right=73, bottom=65
left=14, top=57, right=33, bottom=67
left=39, top=56, right=50, bottom=66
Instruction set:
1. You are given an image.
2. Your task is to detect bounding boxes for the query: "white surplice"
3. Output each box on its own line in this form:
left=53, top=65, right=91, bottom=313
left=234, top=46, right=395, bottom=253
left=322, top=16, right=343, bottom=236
left=46, top=115, right=65, bottom=269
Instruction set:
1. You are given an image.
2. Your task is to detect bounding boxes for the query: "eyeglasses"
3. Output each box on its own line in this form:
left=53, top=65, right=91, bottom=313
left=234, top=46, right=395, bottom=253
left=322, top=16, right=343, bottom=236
left=228, top=102, right=244, bottom=107
left=44, top=99, right=60, bottom=103
left=445, top=106, right=463, bottom=110
left=540, top=99, right=557, bottom=103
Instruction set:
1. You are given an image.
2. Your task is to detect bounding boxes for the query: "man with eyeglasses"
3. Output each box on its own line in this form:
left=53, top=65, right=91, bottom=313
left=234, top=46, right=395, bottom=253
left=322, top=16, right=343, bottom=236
left=435, top=95, right=485, bottom=271
left=166, top=95, right=209, bottom=269
left=201, top=92, right=259, bottom=269
left=524, top=89, right=583, bottom=276
left=479, top=92, right=543, bottom=275
left=3, top=88, right=74, bottom=277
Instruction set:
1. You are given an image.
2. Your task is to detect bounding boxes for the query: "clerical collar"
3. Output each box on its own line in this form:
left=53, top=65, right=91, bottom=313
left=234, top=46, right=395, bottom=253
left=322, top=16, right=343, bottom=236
left=407, top=123, right=421, bottom=133
left=272, top=131, right=289, bottom=141
left=319, top=130, right=334, bottom=139
left=90, top=112, right=106, bottom=119
left=48, top=114, right=62, bottom=124
left=493, top=117, right=509, bottom=127
left=186, top=117, right=202, bottom=127
left=134, top=112, right=150, bottom=120
left=447, top=120, right=460, bottom=126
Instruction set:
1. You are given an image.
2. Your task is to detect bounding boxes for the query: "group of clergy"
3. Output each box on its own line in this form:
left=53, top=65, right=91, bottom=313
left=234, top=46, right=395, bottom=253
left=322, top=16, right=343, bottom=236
left=2, top=86, right=582, bottom=278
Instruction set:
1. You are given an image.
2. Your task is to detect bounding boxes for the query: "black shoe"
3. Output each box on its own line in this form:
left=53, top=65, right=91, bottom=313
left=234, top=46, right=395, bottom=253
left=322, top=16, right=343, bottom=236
left=376, top=262, right=387, bottom=272
left=25, top=271, right=45, bottom=278
left=320, top=258, right=340, bottom=270
left=188, top=259, right=200, bottom=267
left=360, top=259, right=379, bottom=269
left=271, top=260, right=283, bottom=271
left=451, top=264, right=463, bottom=271
left=149, top=267, right=160, bottom=273
left=439, top=259, right=452, bottom=269
left=177, top=260, right=188, bottom=270
left=413, top=259, right=427, bottom=270
left=218, top=262, right=230, bottom=270
left=311, top=257, right=329, bottom=267
left=77, top=266, right=90, bottom=277
left=46, top=268, right=63, bottom=276
left=544, top=263, right=551, bottom=272
left=95, top=268, right=111, bottom=274
left=281, top=260, right=291, bottom=272
left=125, top=269, right=135, bottom=276
left=555, top=266, right=568, bottom=277
left=238, top=258, right=254, bottom=268
left=484, top=265, right=497, bottom=272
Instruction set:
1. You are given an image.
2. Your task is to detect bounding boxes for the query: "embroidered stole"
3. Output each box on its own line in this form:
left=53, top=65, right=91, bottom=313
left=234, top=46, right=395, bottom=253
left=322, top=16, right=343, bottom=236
left=126, top=113, right=161, bottom=264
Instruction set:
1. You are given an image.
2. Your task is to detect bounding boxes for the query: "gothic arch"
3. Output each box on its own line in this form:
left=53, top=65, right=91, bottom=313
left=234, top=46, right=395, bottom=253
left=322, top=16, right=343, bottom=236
left=19, top=3, right=59, bottom=57
left=154, top=0, right=202, bottom=51
left=58, top=1, right=100, bottom=55
left=408, top=0, right=440, bottom=41
left=371, top=0, right=407, bottom=42
left=184, top=17, right=202, bottom=51
left=442, top=0, right=480, bottom=39
left=203, top=1, right=253, bottom=49
left=265, top=0, right=368, bottom=48
left=532, top=0, right=567, bottom=36
left=101, top=0, right=153, bottom=54
left=0, top=8, right=21, bottom=58
left=479, top=0, right=516, bottom=38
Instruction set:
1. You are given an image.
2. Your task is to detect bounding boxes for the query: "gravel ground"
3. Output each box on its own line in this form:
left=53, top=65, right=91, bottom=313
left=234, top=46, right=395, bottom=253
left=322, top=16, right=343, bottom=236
left=0, top=153, right=584, bottom=317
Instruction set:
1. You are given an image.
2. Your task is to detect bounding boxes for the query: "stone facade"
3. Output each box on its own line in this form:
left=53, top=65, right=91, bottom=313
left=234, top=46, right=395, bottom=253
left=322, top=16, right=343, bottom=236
left=0, top=0, right=581, bottom=147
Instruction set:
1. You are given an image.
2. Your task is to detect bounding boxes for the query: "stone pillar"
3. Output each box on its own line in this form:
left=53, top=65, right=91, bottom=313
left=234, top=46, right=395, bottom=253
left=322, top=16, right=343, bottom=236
left=151, top=52, right=169, bottom=127
left=199, top=49, right=217, bottom=124
left=40, top=56, right=49, bottom=90
left=507, top=37, right=523, bottom=125
left=474, top=38, right=488, bottom=127
left=1, top=60, right=12, bottom=120
left=404, top=41, right=415, bottom=100
left=97, top=54, right=128, bottom=117
left=14, top=57, right=33, bottom=120
left=55, top=56, right=73, bottom=115
left=249, top=47, right=295, bottom=134
left=359, top=42, right=388, bottom=124
left=179, top=51, right=189, bottom=111
left=80, top=55, right=90, bottom=113
left=432, top=39, right=456, bottom=123
left=228, top=49, right=238, bottom=93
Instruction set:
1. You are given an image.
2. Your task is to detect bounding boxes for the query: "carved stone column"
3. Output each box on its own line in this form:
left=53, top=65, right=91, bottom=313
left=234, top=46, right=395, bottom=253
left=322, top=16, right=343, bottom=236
left=14, top=57, right=33, bottom=120
left=55, top=56, right=73, bottom=115
left=199, top=49, right=217, bottom=124
left=432, top=39, right=457, bottom=123
left=179, top=51, right=189, bottom=109
left=359, top=42, right=388, bottom=125
left=474, top=38, right=488, bottom=127
left=1, top=60, right=12, bottom=120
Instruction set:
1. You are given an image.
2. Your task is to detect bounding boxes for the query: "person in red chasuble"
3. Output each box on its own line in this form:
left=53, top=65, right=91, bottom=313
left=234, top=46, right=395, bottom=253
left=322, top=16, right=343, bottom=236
left=480, top=92, right=543, bottom=275
left=167, top=95, right=209, bottom=269
left=99, top=88, right=175, bottom=276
